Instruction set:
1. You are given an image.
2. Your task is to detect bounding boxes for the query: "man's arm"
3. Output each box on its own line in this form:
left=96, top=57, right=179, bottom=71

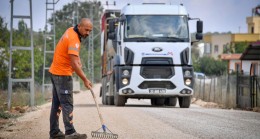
left=69, top=54, right=92, bottom=89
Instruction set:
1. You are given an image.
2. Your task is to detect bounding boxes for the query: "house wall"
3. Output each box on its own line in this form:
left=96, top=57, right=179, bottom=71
left=247, top=16, right=260, bottom=34
left=203, top=34, right=232, bottom=59
left=203, top=33, right=260, bottom=60
left=229, top=60, right=241, bottom=73
left=211, top=34, right=232, bottom=59
left=232, top=34, right=260, bottom=42
left=241, top=60, right=260, bottom=75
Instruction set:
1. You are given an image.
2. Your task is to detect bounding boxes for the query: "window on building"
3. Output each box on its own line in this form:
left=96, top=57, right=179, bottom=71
left=223, top=44, right=227, bottom=53
left=251, top=27, right=254, bottom=34
left=204, top=43, right=211, bottom=54
left=214, top=45, right=218, bottom=53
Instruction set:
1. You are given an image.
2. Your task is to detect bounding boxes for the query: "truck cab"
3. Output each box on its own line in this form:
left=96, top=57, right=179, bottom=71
left=101, top=3, right=203, bottom=108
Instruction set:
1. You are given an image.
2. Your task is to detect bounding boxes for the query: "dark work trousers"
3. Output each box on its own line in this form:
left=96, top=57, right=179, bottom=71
left=49, top=74, right=76, bottom=136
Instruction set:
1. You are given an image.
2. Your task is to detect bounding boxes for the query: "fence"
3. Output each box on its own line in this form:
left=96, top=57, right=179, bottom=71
left=194, top=74, right=260, bottom=109
left=193, top=75, right=237, bottom=108
left=237, top=75, right=260, bottom=108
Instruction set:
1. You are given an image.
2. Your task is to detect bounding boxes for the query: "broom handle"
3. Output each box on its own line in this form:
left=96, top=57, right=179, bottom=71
left=90, top=89, right=106, bottom=131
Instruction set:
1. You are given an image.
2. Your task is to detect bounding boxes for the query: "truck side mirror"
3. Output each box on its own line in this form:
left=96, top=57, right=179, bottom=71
left=108, top=20, right=116, bottom=40
left=197, top=20, right=203, bottom=33
left=119, top=15, right=126, bottom=24
left=196, top=33, right=203, bottom=40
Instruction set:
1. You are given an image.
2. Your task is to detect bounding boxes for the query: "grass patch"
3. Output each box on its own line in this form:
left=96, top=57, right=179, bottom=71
left=0, top=88, right=51, bottom=114
left=0, top=111, right=18, bottom=119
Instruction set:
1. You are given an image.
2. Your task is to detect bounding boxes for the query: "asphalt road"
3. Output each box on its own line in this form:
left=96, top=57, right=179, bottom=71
left=0, top=84, right=260, bottom=139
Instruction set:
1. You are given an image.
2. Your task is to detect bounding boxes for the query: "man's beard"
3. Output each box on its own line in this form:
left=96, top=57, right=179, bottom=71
left=82, top=35, right=88, bottom=38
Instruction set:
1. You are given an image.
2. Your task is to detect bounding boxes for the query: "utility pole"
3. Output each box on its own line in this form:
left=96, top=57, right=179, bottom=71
left=72, top=0, right=81, bottom=93
left=79, top=1, right=102, bottom=83
left=73, top=0, right=79, bottom=26
left=88, top=4, right=94, bottom=83
left=8, top=0, right=34, bottom=109
left=42, top=0, right=59, bottom=94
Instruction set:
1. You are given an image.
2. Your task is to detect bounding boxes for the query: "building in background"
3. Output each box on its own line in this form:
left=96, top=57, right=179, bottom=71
left=247, top=5, right=260, bottom=34
left=220, top=54, right=242, bottom=74
left=202, top=5, right=260, bottom=59
left=203, top=34, right=232, bottom=59
left=240, top=42, right=260, bottom=75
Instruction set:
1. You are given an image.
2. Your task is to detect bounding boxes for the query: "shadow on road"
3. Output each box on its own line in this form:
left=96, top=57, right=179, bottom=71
left=74, top=103, right=177, bottom=108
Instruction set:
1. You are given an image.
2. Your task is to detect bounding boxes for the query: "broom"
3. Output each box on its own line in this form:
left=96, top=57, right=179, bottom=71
left=90, top=89, right=118, bottom=139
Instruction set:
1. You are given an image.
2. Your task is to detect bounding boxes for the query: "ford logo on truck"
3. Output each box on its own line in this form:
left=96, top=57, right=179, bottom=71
left=152, top=47, right=163, bottom=52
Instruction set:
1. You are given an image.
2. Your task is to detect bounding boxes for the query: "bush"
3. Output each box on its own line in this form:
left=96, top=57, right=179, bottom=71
left=0, top=111, right=17, bottom=119
left=198, top=56, right=227, bottom=76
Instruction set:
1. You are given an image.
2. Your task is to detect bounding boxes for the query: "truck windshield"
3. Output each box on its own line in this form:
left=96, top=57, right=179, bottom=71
left=124, top=15, right=189, bottom=42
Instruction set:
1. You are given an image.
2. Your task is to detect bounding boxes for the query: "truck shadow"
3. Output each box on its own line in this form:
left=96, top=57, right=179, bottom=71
left=74, top=103, right=177, bottom=108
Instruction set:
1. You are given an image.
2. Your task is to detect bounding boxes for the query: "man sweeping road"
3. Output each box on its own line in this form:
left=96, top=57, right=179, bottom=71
left=49, top=18, right=93, bottom=139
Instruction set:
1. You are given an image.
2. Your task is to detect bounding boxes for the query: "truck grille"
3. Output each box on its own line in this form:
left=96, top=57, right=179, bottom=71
left=138, top=81, right=176, bottom=89
left=140, top=58, right=174, bottom=79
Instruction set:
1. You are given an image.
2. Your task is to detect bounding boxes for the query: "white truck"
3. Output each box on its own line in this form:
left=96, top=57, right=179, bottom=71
left=100, top=3, right=203, bottom=108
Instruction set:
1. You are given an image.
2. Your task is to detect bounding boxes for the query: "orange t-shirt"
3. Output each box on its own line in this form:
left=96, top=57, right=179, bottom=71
left=49, top=27, right=81, bottom=76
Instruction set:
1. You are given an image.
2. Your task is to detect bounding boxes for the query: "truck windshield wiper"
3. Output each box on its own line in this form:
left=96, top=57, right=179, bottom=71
left=129, top=37, right=155, bottom=42
left=157, top=37, right=187, bottom=42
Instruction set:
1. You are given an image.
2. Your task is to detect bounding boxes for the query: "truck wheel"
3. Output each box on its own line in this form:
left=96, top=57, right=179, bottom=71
left=155, top=98, right=165, bottom=106
left=151, top=98, right=165, bottom=106
left=165, top=97, right=177, bottom=106
left=107, top=96, right=114, bottom=105
left=178, top=96, right=191, bottom=108
left=151, top=98, right=156, bottom=106
left=107, top=75, right=115, bottom=105
left=113, top=84, right=125, bottom=106
left=101, top=87, right=107, bottom=105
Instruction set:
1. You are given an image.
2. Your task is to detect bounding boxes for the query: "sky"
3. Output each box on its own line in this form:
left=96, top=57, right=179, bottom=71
left=0, top=0, right=259, bottom=33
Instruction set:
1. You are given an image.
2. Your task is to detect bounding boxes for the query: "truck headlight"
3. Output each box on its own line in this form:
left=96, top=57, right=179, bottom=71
left=122, top=70, right=130, bottom=76
left=185, top=79, right=191, bottom=86
left=122, top=78, right=129, bottom=85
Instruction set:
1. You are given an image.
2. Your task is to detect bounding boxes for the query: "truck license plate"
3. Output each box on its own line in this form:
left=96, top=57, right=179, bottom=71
left=149, top=89, right=166, bottom=94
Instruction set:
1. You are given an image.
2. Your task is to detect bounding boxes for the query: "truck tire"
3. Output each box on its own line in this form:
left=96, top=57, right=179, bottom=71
left=151, top=98, right=156, bottom=106
left=165, top=97, right=177, bottom=106
left=101, top=87, right=108, bottom=105
left=107, top=96, right=114, bottom=105
left=113, top=84, right=125, bottom=106
left=155, top=98, right=165, bottom=106
left=178, top=96, right=191, bottom=108
left=151, top=98, right=165, bottom=106
left=107, top=74, right=115, bottom=105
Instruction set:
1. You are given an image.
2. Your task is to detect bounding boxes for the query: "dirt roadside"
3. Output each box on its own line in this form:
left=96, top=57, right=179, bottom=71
left=0, top=84, right=103, bottom=139
left=0, top=83, right=259, bottom=139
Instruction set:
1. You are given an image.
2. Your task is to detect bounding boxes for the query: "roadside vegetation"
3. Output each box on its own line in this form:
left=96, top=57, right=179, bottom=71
left=0, top=1, right=102, bottom=116
left=191, top=46, right=227, bottom=76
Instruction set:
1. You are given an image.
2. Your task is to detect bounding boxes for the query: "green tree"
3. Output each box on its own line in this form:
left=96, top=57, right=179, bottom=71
left=198, top=56, right=227, bottom=76
left=33, top=29, right=44, bottom=85
left=11, top=20, right=32, bottom=79
left=234, top=42, right=249, bottom=53
left=48, top=1, right=102, bottom=83
left=191, top=46, right=200, bottom=72
left=7, top=19, right=44, bottom=87
left=0, top=17, right=9, bottom=89
left=0, top=16, right=45, bottom=89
